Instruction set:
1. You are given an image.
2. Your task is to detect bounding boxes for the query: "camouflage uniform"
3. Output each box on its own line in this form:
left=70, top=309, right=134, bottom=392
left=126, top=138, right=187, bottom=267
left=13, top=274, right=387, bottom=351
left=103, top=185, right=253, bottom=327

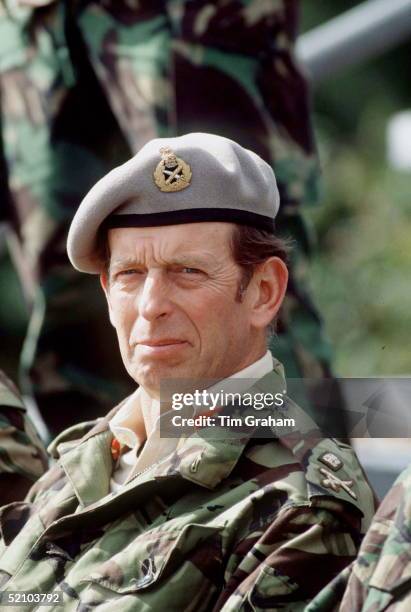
left=0, top=0, right=332, bottom=435
left=307, top=465, right=411, bottom=612
left=0, top=367, right=375, bottom=611
left=0, top=370, right=48, bottom=504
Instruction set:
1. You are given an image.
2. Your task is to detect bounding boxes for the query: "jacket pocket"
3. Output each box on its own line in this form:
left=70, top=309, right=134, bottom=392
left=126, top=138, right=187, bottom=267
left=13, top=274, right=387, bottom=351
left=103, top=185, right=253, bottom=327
left=81, top=523, right=223, bottom=593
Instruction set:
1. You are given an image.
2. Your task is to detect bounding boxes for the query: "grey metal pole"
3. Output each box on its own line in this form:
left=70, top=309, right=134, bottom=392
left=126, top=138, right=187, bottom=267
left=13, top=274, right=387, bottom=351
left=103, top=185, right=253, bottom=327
left=297, top=0, right=411, bottom=83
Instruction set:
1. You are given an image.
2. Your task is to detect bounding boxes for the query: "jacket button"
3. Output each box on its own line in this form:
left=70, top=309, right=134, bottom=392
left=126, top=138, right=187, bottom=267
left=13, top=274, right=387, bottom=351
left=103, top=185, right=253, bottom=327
left=189, top=452, right=203, bottom=473
left=133, top=557, right=156, bottom=588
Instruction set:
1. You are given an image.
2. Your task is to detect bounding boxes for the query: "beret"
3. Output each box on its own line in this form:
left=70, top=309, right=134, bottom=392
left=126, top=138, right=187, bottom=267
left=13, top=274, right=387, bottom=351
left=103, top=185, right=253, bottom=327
left=67, top=132, right=280, bottom=273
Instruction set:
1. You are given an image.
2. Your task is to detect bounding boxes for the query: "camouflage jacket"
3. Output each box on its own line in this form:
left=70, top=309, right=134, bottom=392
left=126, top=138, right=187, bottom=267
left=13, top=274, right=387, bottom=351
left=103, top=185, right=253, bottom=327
left=307, top=464, right=411, bottom=612
left=0, top=369, right=376, bottom=611
left=0, top=371, right=48, bottom=504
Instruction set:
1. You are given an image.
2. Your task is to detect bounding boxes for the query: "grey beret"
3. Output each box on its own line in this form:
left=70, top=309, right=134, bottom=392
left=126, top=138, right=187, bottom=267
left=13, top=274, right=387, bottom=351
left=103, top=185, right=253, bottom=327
left=67, top=132, right=280, bottom=273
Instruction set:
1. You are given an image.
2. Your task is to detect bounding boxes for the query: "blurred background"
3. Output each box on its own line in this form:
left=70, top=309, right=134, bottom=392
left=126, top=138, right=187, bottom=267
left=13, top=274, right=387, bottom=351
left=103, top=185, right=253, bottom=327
left=302, top=0, right=411, bottom=497
left=1, top=0, right=411, bottom=498
left=301, top=0, right=411, bottom=378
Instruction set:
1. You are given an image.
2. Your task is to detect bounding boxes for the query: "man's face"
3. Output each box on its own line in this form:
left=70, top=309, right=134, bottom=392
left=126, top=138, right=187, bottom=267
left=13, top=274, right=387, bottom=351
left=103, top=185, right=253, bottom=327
left=101, top=223, right=274, bottom=397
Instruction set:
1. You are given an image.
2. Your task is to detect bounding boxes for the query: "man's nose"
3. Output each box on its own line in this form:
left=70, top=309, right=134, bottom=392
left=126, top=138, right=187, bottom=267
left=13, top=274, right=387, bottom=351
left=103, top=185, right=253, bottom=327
left=137, top=270, right=172, bottom=321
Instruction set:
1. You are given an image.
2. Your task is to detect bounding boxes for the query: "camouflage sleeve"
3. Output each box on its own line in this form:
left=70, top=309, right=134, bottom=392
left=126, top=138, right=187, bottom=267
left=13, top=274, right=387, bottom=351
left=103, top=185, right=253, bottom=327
left=213, top=502, right=363, bottom=611
left=306, top=465, right=411, bottom=612
left=0, top=371, right=48, bottom=504
left=337, top=465, right=411, bottom=611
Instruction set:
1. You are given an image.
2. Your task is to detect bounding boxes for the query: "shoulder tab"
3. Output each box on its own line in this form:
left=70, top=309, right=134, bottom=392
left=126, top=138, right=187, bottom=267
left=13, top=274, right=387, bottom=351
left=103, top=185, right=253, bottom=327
left=305, top=438, right=376, bottom=524
left=47, top=419, right=100, bottom=458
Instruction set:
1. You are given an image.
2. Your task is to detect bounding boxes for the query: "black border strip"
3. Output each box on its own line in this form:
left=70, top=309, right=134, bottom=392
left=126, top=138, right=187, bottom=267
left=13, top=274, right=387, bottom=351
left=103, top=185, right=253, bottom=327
left=104, top=209, right=275, bottom=232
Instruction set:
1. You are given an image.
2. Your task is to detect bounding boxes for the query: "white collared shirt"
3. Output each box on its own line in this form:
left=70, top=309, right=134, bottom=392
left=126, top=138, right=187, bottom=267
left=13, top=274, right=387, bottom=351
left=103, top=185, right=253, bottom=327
left=109, top=350, right=274, bottom=493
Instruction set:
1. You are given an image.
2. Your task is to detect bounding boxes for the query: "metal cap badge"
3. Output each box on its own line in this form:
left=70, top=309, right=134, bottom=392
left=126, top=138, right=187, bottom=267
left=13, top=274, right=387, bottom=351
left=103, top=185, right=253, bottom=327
left=153, top=146, right=192, bottom=192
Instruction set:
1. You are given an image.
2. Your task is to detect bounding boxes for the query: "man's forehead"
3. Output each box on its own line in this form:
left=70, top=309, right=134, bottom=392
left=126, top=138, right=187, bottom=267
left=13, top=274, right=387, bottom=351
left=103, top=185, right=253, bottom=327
left=107, top=222, right=235, bottom=255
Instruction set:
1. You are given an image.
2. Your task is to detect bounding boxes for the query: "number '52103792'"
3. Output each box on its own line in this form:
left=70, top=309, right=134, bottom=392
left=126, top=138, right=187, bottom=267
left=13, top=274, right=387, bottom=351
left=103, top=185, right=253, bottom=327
left=0, top=592, right=63, bottom=606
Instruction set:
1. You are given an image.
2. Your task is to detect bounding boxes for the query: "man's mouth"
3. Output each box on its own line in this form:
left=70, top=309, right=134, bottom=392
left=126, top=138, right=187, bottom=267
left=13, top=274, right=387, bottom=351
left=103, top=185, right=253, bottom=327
left=138, top=339, right=187, bottom=347
left=135, top=339, right=190, bottom=356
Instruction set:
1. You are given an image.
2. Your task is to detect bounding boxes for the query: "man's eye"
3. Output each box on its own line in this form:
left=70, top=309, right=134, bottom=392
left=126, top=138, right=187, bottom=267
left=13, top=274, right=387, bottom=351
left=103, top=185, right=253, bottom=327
left=182, top=267, right=201, bottom=274
left=117, top=269, right=143, bottom=277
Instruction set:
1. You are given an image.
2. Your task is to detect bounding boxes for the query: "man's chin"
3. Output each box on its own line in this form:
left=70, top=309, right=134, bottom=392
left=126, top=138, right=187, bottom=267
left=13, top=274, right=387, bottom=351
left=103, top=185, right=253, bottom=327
left=128, top=362, right=194, bottom=395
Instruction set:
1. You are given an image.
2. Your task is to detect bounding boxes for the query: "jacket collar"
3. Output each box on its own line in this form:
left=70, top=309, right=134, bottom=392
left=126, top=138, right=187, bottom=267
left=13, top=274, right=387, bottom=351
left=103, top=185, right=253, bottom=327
left=56, top=363, right=320, bottom=505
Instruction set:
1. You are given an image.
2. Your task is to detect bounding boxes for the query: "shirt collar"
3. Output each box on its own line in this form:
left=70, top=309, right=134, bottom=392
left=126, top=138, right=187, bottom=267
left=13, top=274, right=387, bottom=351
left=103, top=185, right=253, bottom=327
left=109, top=388, right=144, bottom=449
left=226, top=349, right=273, bottom=380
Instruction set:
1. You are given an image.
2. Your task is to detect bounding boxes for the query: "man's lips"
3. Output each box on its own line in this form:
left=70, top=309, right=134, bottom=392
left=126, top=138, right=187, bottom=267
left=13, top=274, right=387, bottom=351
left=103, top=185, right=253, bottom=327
left=137, top=339, right=187, bottom=347
left=134, top=339, right=190, bottom=356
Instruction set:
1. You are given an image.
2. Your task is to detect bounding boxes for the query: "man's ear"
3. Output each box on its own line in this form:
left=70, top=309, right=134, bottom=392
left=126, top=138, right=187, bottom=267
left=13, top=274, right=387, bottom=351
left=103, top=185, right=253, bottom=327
left=249, top=257, right=288, bottom=329
left=100, top=272, right=117, bottom=328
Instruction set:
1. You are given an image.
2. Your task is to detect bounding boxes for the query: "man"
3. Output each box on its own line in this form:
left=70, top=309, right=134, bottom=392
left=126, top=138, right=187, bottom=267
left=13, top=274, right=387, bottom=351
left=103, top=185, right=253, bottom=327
left=307, top=464, right=411, bottom=611
left=0, top=370, right=47, bottom=504
left=0, top=134, right=374, bottom=610
left=0, top=0, right=331, bottom=436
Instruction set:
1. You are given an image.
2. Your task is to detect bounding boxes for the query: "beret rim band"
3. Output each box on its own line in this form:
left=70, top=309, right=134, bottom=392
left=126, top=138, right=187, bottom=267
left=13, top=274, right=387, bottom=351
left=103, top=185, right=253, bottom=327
left=103, top=208, right=275, bottom=233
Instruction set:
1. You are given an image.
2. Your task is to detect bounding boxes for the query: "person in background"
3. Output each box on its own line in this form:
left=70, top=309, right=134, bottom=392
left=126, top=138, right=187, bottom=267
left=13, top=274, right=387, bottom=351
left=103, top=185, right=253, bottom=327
left=0, top=369, right=47, bottom=504
left=307, top=463, right=411, bottom=611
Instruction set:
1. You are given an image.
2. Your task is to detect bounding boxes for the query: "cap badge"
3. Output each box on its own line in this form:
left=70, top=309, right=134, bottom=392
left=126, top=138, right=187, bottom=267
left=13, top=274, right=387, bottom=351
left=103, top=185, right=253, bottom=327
left=153, top=146, right=192, bottom=192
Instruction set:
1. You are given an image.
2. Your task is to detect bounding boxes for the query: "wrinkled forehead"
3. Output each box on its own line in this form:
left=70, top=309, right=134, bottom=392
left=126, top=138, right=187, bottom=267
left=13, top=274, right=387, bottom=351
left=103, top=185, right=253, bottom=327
left=107, top=221, right=236, bottom=261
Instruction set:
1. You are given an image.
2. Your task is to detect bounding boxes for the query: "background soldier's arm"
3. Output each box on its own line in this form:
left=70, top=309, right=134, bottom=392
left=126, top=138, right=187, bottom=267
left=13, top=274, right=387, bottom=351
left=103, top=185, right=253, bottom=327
left=308, top=465, right=411, bottom=611
left=0, top=370, right=48, bottom=504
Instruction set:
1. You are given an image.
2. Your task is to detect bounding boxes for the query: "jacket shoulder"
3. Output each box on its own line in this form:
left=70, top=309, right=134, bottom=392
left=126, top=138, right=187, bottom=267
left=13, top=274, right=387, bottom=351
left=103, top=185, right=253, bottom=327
left=305, top=438, right=376, bottom=526
left=246, top=433, right=376, bottom=530
left=0, top=371, right=48, bottom=482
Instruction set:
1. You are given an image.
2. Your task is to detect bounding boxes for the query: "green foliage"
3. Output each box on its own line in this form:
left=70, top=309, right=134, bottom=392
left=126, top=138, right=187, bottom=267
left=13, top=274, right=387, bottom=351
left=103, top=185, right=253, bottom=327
left=302, top=2, right=411, bottom=374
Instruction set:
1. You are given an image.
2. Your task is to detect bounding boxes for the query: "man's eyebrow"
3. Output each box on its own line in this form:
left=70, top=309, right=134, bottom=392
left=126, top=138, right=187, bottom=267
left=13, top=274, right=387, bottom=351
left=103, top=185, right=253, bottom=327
left=109, top=253, right=218, bottom=273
